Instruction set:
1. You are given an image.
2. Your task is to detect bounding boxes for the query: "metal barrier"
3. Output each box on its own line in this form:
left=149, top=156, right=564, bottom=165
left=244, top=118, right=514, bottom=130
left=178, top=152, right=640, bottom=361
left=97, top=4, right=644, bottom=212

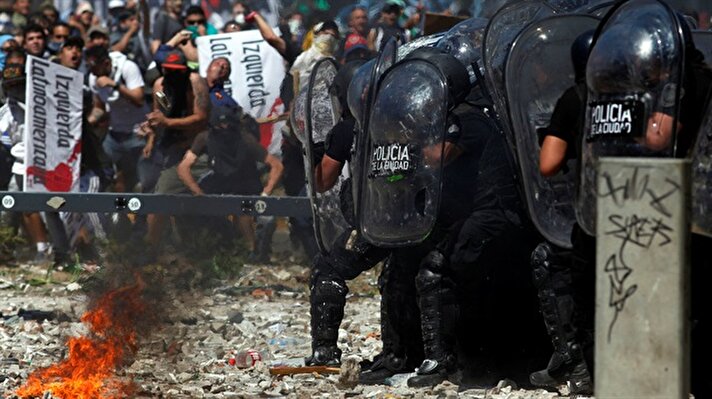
left=0, top=192, right=312, bottom=217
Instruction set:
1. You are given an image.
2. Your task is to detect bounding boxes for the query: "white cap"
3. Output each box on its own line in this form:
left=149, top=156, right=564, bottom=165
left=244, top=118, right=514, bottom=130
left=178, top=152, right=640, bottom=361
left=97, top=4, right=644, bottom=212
left=108, top=0, right=126, bottom=9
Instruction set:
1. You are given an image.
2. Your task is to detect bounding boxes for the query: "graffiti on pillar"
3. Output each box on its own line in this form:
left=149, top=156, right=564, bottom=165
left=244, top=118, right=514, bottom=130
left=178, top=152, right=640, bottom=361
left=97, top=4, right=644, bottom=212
left=598, top=165, right=680, bottom=342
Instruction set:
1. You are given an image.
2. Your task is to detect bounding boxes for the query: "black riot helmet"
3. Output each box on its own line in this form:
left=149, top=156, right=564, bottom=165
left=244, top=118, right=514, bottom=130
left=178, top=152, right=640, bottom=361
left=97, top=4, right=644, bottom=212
left=571, top=29, right=595, bottom=83
left=435, top=17, right=489, bottom=86
left=405, top=47, right=471, bottom=109
left=330, top=59, right=367, bottom=117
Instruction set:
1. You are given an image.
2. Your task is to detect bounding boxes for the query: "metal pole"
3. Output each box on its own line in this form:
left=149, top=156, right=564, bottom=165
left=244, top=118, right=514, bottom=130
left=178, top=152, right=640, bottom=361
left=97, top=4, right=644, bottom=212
left=595, top=157, right=690, bottom=398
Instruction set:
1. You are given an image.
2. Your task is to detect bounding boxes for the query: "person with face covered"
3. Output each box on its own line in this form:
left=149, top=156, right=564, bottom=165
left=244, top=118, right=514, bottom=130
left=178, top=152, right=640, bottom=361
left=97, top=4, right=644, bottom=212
left=143, top=47, right=210, bottom=248
left=289, top=20, right=339, bottom=94
left=47, top=22, right=71, bottom=56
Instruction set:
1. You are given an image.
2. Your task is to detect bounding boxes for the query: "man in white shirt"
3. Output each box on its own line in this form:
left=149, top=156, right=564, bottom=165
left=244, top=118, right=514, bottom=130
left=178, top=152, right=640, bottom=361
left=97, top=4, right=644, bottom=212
left=85, top=45, right=153, bottom=192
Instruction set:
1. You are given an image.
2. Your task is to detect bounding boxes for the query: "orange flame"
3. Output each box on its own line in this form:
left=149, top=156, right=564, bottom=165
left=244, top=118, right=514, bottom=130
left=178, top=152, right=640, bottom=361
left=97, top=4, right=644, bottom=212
left=17, top=277, right=147, bottom=399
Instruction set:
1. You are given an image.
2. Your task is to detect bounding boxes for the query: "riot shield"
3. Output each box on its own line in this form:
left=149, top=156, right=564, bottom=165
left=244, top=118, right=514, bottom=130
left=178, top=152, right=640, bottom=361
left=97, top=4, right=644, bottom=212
left=482, top=0, right=557, bottom=151
left=436, top=18, right=489, bottom=84
left=354, top=38, right=398, bottom=229
left=576, top=0, right=686, bottom=235
left=397, top=32, right=445, bottom=61
left=290, top=85, right=308, bottom=147
left=545, top=0, right=589, bottom=12
left=359, top=59, right=448, bottom=246
left=691, top=32, right=712, bottom=237
left=692, top=98, right=712, bottom=238
left=581, top=0, right=614, bottom=16
left=693, top=31, right=712, bottom=69
left=505, top=14, right=600, bottom=248
left=304, top=58, right=350, bottom=253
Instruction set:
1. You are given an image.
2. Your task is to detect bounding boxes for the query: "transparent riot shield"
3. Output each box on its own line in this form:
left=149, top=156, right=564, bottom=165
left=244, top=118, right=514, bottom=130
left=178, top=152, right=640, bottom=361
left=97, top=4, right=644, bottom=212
left=581, top=0, right=614, bottom=16
left=304, top=57, right=350, bottom=253
left=354, top=38, right=398, bottom=228
left=359, top=59, right=448, bottom=246
left=692, top=98, right=712, bottom=238
left=577, top=0, right=685, bottom=235
left=482, top=0, right=557, bottom=151
left=290, top=85, right=308, bottom=147
left=436, top=18, right=489, bottom=84
left=397, top=32, right=445, bottom=61
left=692, top=31, right=712, bottom=237
left=505, top=14, right=600, bottom=248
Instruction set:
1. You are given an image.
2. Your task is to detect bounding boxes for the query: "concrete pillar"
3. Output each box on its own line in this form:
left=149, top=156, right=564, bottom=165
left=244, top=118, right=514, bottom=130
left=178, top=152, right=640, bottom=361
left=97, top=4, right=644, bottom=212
left=595, top=157, right=690, bottom=399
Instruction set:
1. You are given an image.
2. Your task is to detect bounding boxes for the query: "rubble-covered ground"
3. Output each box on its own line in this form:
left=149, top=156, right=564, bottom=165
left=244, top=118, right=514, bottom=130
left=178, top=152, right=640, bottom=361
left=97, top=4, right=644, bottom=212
left=1, top=232, right=576, bottom=399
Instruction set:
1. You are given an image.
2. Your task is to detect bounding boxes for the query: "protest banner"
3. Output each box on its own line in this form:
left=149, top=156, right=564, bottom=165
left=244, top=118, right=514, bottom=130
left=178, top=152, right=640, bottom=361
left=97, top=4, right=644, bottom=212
left=196, top=30, right=286, bottom=119
left=23, top=56, right=84, bottom=193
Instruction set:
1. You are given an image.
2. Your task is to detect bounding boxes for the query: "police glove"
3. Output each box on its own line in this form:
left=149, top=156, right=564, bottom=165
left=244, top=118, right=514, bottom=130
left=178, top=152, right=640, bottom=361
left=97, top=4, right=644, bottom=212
left=445, top=114, right=462, bottom=144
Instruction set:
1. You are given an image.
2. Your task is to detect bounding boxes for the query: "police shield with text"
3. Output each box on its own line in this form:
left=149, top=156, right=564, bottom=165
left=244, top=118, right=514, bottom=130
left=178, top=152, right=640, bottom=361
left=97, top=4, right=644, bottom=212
left=576, top=0, right=705, bottom=235
left=358, top=18, right=533, bottom=387
left=581, top=1, right=712, bottom=396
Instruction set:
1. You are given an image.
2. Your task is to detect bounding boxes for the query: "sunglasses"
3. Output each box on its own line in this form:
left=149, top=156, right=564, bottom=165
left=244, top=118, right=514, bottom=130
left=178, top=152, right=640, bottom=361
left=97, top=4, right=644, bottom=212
left=185, top=19, right=206, bottom=25
left=1, top=46, right=18, bottom=53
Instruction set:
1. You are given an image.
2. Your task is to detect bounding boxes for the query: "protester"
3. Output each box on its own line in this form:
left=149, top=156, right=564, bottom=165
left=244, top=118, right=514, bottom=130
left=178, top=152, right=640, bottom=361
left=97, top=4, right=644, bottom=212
left=110, top=10, right=150, bottom=71
left=367, top=3, right=408, bottom=52
left=86, top=25, right=110, bottom=49
left=144, top=47, right=209, bottom=248
left=85, top=45, right=150, bottom=193
left=0, top=34, right=17, bottom=69
left=40, top=4, right=60, bottom=27
left=69, top=1, right=96, bottom=41
left=150, top=0, right=184, bottom=54
left=0, top=49, right=52, bottom=264
left=22, top=24, right=47, bottom=58
left=11, top=0, right=30, bottom=31
left=339, top=6, right=369, bottom=61
left=289, top=20, right=339, bottom=92
left=286, top=12, right=306, bottom=48
left=47, top=22, right=71, bottom=56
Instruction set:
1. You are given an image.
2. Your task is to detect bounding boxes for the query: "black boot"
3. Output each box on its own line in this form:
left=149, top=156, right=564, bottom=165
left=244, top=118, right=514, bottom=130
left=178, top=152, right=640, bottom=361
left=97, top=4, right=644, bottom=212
left=305, top=259, right=348, bottom=366
left=529, top=242, right=593, bottom=395
left=408, top=251, right=458, bottom=388
left=359, top=351, right=410, bottom=384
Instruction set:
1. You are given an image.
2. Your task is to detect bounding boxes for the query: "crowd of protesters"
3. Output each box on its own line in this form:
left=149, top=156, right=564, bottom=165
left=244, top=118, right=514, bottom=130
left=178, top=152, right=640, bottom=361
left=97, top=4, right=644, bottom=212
left=0, top=0, right=431, bottom=267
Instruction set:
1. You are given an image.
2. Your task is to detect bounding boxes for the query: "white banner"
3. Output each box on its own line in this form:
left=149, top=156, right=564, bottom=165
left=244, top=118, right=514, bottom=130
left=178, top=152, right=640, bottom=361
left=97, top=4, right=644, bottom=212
left=196, top=30, right=286, bottom=119
left=23, top=56, right=84, bottom=193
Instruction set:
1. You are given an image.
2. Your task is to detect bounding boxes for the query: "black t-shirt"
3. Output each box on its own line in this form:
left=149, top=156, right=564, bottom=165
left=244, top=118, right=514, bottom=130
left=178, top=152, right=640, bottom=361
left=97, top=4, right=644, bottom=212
left=677, top=61, right=712, bottom=156
left=541, top=83, right=585, bottom=161
left=325, top=117, right=356, bottom=163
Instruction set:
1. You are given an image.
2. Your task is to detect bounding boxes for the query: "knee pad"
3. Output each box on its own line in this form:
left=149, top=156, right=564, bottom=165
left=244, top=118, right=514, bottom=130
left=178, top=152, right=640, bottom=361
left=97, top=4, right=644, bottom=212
left=416, top=251, right=447, bottom=293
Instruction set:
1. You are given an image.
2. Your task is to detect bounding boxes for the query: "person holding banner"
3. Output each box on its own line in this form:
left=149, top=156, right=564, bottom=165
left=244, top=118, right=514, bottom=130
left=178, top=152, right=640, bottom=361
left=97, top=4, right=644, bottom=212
left=1, top=51, right=53, bottom=264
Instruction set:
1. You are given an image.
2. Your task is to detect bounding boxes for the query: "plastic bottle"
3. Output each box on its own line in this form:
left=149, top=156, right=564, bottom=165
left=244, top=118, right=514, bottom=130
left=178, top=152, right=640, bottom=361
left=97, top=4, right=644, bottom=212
left=232, top=349, right=266, bottom=368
